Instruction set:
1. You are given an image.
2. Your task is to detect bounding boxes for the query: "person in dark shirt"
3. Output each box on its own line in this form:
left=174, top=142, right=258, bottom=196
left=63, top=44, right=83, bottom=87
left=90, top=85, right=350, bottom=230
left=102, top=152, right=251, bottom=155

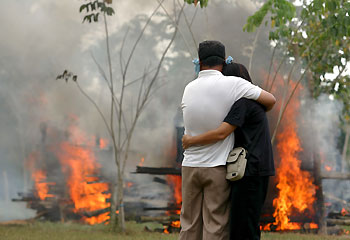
left=182, top=62, right=275, bottom=240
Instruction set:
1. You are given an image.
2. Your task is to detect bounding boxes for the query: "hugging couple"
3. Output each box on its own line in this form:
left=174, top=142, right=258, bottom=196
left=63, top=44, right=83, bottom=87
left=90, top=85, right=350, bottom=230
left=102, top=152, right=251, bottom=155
left=179, top=40, right=276, bottom=240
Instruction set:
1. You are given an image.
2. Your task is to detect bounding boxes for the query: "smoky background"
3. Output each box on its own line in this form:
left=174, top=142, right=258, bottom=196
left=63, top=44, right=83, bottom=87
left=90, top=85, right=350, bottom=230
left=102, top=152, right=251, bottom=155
left=0, top=0, right=346, bottom=220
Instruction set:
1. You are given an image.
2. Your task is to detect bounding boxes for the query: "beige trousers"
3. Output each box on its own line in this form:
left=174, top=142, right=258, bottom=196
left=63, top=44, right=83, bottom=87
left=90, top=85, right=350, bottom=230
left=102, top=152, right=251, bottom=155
left=179, top=166, right=231, bottom=240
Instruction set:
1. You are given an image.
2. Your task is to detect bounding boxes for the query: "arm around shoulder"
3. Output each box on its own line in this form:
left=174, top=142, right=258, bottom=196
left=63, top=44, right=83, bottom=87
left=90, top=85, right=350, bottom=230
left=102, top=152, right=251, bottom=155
left=256, top=89, right=276, bottom=111
left=182, top=122, right=236, bottom=149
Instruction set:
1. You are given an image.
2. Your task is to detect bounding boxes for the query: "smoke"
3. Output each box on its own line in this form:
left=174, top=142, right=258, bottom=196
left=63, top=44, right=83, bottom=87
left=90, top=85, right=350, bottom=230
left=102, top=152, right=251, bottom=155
left=0, top=0, right=276, bottom=220
left=299, top=94, right=343, bottom=171
left=298, top=95, right=350, bottom=209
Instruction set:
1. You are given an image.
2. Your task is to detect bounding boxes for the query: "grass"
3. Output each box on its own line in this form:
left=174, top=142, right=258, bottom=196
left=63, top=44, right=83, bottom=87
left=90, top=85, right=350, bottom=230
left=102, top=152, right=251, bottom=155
left=0, top=221, right=350, bottom=240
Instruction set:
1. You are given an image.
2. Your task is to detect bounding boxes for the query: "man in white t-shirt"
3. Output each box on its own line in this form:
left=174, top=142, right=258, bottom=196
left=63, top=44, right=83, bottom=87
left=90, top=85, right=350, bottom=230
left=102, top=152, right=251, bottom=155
left=179, top=41, right=276, bottom=240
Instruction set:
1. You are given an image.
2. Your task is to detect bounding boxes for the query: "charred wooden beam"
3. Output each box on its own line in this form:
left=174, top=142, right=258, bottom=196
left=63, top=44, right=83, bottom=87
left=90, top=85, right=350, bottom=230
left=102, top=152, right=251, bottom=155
left=326, top=226, right=344, bottom=235
left=321, top=171, right=350, bottom=180
left=327, top=218, right=350, bottom=226
left=314, top=153, right=327, bottom=234
left=153, top=177, right=168, bottom=185
left=134, top=166, right=181, bottom=175
left=260, top=216, right=315, bottom=223
left=144, top=206, right=180, bottom=211
left=81, top=207, right=110, bottom=217
left=324, top=193, right=348, bottom=205
left=138, top=215, right=180, bottom=223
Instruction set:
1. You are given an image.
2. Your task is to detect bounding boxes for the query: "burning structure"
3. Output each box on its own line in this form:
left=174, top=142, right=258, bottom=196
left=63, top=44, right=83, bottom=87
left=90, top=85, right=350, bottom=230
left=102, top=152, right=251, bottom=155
left=11, top=113, right=184, bottom=231
left=1, top=1, right=349, bottom=237
left=15, top=120, right=112, bottom=224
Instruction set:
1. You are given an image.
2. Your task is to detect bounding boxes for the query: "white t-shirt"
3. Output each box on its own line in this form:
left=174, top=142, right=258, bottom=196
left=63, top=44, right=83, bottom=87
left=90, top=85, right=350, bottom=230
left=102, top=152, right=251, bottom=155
left=181, top=70, right=262, bottom=167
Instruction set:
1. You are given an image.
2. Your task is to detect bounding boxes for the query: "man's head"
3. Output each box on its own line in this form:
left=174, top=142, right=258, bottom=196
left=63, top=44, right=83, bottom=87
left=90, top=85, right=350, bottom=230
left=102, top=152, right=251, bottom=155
left=198, top=40, right=225, bottom=71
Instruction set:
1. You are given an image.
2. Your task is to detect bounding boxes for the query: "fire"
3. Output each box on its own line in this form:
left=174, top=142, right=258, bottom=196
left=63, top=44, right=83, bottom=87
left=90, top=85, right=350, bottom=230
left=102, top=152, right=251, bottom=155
left=26, top=152, right=56, bottom=201
left=32, top=170, right=56, bottom=200
left=25, top=118, right=112, bottom=225
left=170, top=220, right=181, bottom=228
left=341, top=208, right=349, bottom=216
left=57, top=134, right=111, bottom=225
left=164, top=175, right=182, bottom=233
left=166, top=175, right=182, bottom=215
left=99, top=138, right=108, bottom=149
left=324, top=165, right=332, bottom=171
left=139, top=157, right=145, bottom=166
left=309, top=223, right=318, bottom=229
left=271, top=88, right=317, bottom=230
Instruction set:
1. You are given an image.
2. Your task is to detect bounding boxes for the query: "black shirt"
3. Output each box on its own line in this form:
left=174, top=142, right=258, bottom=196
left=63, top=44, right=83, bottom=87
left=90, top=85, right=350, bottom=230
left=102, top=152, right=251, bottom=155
left=224, top=98, right=275, bottom=176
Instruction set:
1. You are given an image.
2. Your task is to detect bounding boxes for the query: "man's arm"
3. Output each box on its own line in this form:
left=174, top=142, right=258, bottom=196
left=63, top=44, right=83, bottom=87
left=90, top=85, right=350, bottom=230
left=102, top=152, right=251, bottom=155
left=233, top=77, right=276, bottom=111
left=256, top=89, right=276, bottom=111
left=182, top=122, right=236, bottom=149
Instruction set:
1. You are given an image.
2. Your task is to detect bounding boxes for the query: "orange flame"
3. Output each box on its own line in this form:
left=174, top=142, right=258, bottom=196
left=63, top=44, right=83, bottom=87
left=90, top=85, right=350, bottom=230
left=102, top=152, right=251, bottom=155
left=99, top=138, right=108, bottom=149
left=165, top=175, right=182, bottom=232
left=272, top=87, right=317, bottom=230
left=26, top=151, right=56, bottom=200
left=341, top=208, right=349, bottom=216
left=139, top=157, right=145, bottom=166
left=309, top=223, right=319, bottom=229
left=324, top=165, right=332, bottom=171
left=166, top=175, right=182, bottom=215
left=56, top=126, right=111, bottom=225
left=32, top=170, right=56, bottom=200
left=170, top=220, right=181, bottom=228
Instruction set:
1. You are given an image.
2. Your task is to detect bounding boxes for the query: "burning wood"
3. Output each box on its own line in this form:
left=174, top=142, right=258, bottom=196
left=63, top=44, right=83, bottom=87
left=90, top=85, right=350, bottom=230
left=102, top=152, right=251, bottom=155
left=135, top=166, right=181, bottom=175
left=139, top=215, right=179, bottom=223
left=321, top=171, right=350, bottom=180
left=17, top=123, right=113, bottom=225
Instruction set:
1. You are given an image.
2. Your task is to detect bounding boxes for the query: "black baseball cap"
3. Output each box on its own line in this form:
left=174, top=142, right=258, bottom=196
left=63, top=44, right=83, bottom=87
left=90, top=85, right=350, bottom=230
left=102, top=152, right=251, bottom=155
left=198, top=40, right=225, bottom=62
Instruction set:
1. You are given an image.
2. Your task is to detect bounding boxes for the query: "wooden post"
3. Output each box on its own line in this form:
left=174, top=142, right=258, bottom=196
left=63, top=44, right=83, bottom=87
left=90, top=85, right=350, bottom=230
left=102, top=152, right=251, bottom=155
left=342, top=125, right=350, bottom=169
left=313, top=153, right=327, bottom=234
left=2, top=171, right=10, bottom=201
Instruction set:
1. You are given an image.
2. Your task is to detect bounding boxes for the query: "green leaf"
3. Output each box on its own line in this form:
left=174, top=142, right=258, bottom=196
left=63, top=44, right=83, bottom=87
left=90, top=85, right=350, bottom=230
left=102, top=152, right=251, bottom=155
left=93, top=13, right=99, bottom=22
left=79, top=4, right=88, bottom=13
left=83, top=14, right=94, bottom=23
left=105, top=7, right=115, bottom=16
left=91, top=2, right=96, bottom=11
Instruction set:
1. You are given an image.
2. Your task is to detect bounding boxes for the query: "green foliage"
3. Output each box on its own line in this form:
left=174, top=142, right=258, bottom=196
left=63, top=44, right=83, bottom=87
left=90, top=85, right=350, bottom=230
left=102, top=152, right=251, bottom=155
left=184, top=0, right=208, bottom=8
left=244, top=0, right=350, bottom=121
left=79, top=0, right=114, bottom=23
left=243, top=0, right=295, bottom=40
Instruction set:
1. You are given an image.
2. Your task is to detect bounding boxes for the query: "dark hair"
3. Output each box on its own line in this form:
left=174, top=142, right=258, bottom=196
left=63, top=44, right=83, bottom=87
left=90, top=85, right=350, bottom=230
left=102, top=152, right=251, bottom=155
left=198, top=40, right=225, bottom=67
left=222, top=63, right=252, bottom=83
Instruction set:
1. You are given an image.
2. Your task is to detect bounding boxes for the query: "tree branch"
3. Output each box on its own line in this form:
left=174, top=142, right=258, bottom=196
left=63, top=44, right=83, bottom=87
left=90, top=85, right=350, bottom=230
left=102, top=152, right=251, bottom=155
left=121, top=2, right=185, bottom=173
left=157, top=0, right=195, bottom=59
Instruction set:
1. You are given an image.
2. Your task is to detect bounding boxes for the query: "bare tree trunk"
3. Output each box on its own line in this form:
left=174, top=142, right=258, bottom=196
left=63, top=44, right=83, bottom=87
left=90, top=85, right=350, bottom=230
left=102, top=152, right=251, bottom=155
left=248, top=27, right=261, bottom=73
left=69, top=1, right=191, bottom=234
left=3, top=171, right=9, bottom=201
left=313, top=152, right=327, bottom=234
left=342, top=125, right=350, bottom=168
left=117, top=173, right=125, bottom=231
left=109, top=180, right=118, bottom=230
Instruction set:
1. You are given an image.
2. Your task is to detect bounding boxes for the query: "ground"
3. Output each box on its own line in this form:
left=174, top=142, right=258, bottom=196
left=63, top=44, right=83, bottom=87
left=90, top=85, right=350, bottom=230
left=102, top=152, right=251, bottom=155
left=1, top=221, right=350, bottom=240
